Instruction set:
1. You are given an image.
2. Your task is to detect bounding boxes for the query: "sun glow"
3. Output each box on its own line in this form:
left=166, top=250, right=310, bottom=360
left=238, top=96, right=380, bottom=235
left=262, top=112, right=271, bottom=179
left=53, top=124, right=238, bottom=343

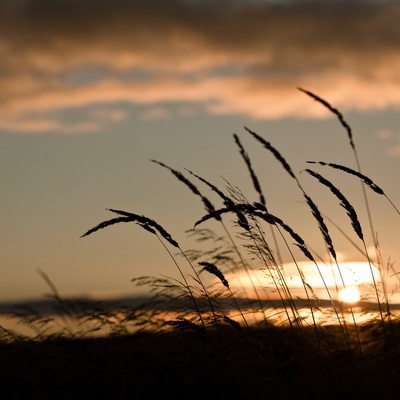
left=338, top=287, right=361, bottom=303
left=224, top=261, right=379, bottom=302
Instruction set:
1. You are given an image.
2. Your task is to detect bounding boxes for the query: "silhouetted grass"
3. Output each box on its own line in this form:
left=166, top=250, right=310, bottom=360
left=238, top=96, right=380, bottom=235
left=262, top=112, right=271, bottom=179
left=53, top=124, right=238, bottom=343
left=2, top=89, right=400, bottom=399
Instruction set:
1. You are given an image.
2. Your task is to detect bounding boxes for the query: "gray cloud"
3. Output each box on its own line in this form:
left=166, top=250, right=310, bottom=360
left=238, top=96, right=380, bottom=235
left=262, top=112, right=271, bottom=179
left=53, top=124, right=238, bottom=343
left=1, top=0, right=399, bottom=133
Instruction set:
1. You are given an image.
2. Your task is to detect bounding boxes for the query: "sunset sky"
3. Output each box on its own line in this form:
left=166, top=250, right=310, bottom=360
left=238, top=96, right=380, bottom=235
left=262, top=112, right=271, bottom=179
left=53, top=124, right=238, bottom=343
left=1, top=0, right=400, bottom=303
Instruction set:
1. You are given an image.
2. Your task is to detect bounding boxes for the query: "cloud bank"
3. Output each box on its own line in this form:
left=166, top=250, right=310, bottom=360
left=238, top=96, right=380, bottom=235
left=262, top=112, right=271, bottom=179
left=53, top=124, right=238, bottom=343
left=1, top=0, right=399, bottom=133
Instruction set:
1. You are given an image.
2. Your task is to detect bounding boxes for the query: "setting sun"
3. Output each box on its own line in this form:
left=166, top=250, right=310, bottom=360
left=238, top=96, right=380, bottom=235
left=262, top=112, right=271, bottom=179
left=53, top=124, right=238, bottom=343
left=339, top=287, right=361, bottom=303
left=224, top=261, right=379, bottom=302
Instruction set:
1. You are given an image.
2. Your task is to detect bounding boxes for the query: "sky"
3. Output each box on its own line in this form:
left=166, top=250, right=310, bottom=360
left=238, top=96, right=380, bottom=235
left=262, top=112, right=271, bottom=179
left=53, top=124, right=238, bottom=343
left=1, top=0, right=400, bottom=304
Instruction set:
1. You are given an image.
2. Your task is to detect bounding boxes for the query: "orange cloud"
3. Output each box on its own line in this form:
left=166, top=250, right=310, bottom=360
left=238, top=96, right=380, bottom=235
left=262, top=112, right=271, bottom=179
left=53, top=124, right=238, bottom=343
left=0, top=0, right=399, bottom=133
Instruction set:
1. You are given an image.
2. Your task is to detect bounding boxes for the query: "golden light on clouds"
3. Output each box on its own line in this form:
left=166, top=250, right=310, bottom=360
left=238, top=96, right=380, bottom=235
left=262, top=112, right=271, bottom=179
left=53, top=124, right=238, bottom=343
left=1, top=0, right=400, bottom=133
left=225, top=261, right=380, bottom=301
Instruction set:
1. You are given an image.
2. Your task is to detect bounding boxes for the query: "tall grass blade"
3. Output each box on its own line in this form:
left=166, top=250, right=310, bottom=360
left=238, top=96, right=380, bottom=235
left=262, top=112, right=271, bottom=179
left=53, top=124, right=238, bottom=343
left=198, top=261, right=229, bottom=289
left=298, top=87, right=355, bottom=150
left=151, top=160, right=217, bottom=216
left=245, top=127, right=296, bottom=179
left=234, top=133, right=266, bottom=206
left=307, top=161, right=400, bottom=216
left=305, top=169, right=363, bottom=240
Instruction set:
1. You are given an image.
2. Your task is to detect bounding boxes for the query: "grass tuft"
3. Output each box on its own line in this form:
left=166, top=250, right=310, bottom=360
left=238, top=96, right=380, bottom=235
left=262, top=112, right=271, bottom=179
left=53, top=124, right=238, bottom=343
left=2, top=89, right=400, bottom=399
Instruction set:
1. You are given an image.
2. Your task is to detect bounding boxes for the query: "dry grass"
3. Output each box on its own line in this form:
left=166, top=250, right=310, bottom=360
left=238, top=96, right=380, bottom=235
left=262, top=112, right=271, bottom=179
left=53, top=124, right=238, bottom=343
left=1, top=323, right=400, bottom=399
left=2, top=89, right=400, bottom=398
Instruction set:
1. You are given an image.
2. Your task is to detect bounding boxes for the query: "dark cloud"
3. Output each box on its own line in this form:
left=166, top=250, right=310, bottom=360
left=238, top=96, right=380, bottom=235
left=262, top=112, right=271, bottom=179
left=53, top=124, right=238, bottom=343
left=0, top=0, right=399, bottom=132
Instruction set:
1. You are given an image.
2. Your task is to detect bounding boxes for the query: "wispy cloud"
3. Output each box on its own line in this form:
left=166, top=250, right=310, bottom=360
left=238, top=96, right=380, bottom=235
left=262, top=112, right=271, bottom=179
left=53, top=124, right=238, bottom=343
left=1, top=0, right=399, bottom=133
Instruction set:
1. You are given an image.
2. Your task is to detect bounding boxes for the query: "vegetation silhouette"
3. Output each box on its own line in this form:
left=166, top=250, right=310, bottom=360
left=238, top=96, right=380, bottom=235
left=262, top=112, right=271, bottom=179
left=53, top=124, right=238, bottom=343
left=2, top=89, right=400, bottom=399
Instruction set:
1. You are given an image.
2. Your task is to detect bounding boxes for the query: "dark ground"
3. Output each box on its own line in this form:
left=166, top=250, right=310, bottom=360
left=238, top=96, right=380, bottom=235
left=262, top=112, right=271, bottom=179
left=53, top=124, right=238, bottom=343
left=1, top=323, right=400, bottom=400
